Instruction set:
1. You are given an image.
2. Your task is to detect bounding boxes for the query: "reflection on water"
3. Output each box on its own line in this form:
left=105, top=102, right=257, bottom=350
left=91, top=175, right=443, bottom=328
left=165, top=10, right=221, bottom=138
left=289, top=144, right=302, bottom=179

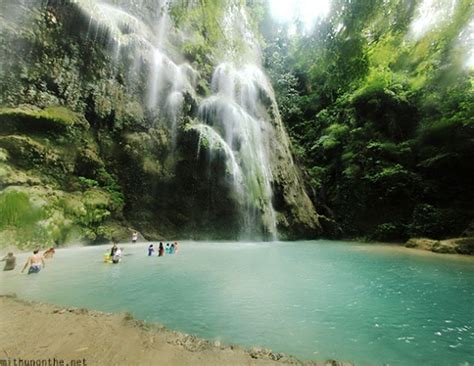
left=1, top=240, right=473, bottom=366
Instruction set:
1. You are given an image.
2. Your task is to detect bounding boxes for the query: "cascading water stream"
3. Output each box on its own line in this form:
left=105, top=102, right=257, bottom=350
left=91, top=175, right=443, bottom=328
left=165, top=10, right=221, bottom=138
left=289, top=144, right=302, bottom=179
left=76, top=0, right=283, bottom=239
left=78, top=0, right=196, bottom=144
left=198, top=63, right=278, bottom=239
left=189, top=123, right=245, bottom=197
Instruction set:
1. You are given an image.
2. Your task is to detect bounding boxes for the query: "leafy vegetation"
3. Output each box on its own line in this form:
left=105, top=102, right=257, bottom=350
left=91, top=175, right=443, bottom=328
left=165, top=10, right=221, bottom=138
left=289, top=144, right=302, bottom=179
left=0, top=190, right=44, bottom=229
left=261, top=0, right=474, bottom=240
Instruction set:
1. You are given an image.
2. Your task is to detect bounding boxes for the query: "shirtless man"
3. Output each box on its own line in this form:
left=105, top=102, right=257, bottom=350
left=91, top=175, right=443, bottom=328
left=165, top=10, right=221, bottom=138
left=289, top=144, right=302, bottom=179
left=21, top=249, right=45, bottom=274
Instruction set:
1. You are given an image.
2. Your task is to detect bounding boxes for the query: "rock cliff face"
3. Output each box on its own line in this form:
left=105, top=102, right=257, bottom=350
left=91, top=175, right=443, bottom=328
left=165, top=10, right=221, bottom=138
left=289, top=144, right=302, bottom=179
left=0, top=0, right=320, bottom=247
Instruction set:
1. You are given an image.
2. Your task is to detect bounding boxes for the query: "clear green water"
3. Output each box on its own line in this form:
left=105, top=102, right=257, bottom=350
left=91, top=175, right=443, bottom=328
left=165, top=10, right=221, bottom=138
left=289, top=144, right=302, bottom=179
left=1, top=241, right=473, bottom=366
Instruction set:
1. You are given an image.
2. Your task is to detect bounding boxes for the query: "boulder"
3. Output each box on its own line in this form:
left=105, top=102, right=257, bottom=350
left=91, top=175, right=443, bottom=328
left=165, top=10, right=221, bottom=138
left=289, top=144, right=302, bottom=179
left=405, top=238, right=439, bottom=250
left=441, top=237, right=474, bottom=255
left=405, top=237, right=474, bottom=255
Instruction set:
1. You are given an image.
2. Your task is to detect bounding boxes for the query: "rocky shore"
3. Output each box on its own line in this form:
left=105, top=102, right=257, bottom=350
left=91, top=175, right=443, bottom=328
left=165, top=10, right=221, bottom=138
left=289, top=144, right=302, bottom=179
left=0, top=295, right=353, bottom=366
left=404, top=237, right=474, bottom=255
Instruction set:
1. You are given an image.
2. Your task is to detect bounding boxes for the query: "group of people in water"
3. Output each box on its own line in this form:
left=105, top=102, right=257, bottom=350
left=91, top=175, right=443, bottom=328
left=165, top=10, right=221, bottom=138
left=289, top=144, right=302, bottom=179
left=2, top=231, right=179, bottom=272
left=103, top=240, right=180, bottom=264
left=104, top=243, right=124, bottom=264
left=148, top=242, right=178, bottom=256
left=1, top=247, right=55, bottom=274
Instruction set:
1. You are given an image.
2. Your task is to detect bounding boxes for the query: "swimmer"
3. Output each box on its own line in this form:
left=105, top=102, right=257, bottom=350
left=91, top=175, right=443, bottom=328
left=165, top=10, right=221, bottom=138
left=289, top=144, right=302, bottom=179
left=166, top=243, right=170, bottom=254
left=174, top=241, right=179, bottom=253
left=170, top=243, right=175, bottom=254
left=43, top=247, right=55, bottom=259
left=132, top=231, right=138, bottom=244
left=1, top=252, right=16, bottom=271
left=148, top=244, right=155, bottom=256
left=21, top=249, right=45, bottom=274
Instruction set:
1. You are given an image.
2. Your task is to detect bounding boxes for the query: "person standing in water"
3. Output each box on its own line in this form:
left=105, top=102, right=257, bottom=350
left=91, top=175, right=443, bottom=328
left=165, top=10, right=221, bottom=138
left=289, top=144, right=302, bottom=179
left=174, top=241, right=179, bottom=253
left=132, top=231, right=138, bottom=244
left=112, top=247, right=123, bottom=264
left=110, top=243, right=118, bottom=257
left=1, top=252, right=16, bottom=271
left=158, top=242, right=164, bottom=257
left=148, top=244, right=155, bottom=256
left=21, top=249, right=45, bottom=274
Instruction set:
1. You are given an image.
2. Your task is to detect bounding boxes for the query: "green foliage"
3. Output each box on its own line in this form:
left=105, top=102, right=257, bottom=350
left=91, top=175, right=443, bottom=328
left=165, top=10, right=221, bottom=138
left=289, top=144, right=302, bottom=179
left=78, top=176, right=98, bottom=189
left=372, top=222, right=406, bottom=241
left=79, top=205, right=110, bottom=226
left=169, top=0, right=229, bottom=66
left=409, top=204, right=444, bottom=238
left=0, top=105, right=83, bottom=134
left=0, top=190, right=51, bottom=249
left=351, top=77, right=417, bottom=141
left=316, top=124, right=350, bottom=151
left=95, top=168, right=125, bottom=212
left=263, top=0, right=474, bottom=240
left=364, top=164, right=419, bottom=198
left=0, top=190, right=44, bottom=229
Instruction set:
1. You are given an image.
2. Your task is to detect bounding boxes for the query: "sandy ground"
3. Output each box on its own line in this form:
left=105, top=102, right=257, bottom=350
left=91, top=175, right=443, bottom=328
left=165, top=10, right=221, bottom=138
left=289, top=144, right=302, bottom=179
left=0, top=295, right=352, bottom=366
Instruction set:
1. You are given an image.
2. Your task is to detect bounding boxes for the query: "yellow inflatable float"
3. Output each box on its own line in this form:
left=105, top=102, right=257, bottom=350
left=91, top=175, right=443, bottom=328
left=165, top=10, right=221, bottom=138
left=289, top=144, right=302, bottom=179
left=103, top=253, right=112, bottom=263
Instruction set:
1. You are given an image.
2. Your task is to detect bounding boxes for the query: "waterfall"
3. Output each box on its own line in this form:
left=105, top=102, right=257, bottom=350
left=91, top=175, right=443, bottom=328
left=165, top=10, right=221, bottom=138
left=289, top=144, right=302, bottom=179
left=77, top=0, right=197, bottom=144
left=74, top=0, right=290, bottom=239
left=198, top=64, right=278, bottom=238
left=187, top=123, right=244, bottom=197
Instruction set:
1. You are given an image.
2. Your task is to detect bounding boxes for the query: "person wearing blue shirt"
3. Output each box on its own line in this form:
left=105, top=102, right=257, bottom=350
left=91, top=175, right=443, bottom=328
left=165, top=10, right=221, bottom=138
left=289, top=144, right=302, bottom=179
left=148, top=244, right=155, bottom=256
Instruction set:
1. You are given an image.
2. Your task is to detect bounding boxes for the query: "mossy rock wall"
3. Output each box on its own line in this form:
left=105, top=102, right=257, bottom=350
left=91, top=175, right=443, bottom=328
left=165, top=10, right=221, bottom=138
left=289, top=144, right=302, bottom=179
left=0, top=1, right=320, bottom=248
left=0, top=106, right=128, bottom=248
